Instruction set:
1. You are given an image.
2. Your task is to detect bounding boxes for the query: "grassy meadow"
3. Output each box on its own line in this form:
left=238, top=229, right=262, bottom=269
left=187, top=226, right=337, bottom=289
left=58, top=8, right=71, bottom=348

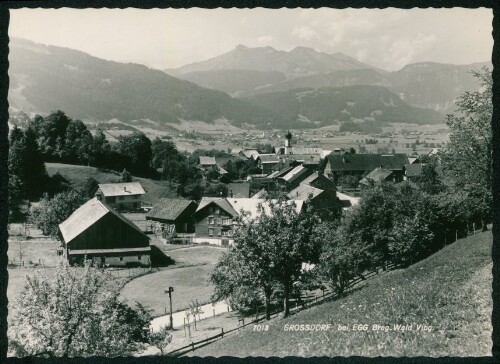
left=189, top=230, right=492, bottom=357
left=46, top=163, right=176, bottom=204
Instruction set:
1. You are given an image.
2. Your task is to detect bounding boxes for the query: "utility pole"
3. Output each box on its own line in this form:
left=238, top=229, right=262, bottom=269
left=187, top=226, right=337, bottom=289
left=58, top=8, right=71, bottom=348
left=165, top=286, right=174, bottom=329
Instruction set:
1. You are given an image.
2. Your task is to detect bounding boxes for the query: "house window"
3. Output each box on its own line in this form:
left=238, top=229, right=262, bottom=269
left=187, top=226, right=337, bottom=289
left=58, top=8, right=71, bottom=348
left=208, top=228, right=214, bottom=237
left=217, top=229, right=221, bottom=236
left=216, top=218, right=222, bottom=225
left=138, top=255, right=141, bottom=260
left=222, top=229, right=232, bottom=236
left=209, top=207, right=214, bottom=214
left=120, top=257, right=123, bottom=261
left=208, top=217, right=214, bottom=224
left=215, top=208, right=220, bottom=215
left=222, top=218, right=231, bottom=225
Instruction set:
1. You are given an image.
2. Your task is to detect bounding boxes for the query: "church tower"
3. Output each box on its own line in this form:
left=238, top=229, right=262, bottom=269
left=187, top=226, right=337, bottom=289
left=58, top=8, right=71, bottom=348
left=284, top=131, right=292, bottom=154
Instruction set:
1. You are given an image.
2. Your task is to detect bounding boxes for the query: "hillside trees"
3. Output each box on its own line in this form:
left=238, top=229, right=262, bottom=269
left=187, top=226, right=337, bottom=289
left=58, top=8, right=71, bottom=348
left=9, top=261, right=151, bottom=357
left=115, top=132, right=152, bottom=176
left=8, top=126, right=47, bottom=220
left=442, top=67, right=492, bottom=225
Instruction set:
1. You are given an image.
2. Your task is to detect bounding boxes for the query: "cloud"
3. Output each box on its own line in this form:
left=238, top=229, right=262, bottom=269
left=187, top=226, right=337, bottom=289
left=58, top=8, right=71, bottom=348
left=257, top=35, right=275, bottom=44
left=292, top=26, right=318, bottom=41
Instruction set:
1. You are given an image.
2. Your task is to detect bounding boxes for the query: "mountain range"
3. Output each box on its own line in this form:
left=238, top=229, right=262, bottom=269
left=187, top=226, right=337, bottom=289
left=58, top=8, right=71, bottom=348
left=167, top=44, right=490, bottom=113
left=7, top=38, right=488, bottom=130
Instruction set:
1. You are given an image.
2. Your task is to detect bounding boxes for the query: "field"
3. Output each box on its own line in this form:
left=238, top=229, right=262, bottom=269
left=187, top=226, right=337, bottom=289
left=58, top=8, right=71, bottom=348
left=119, top=246, right=226, bottom=317
left=46, top=163, right=176, bottom=204
left=190, top=230, right=492, bottom=357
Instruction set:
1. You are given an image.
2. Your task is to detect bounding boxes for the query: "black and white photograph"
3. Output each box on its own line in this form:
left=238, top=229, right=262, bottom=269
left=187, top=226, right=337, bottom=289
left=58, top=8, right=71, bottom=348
left=2, top=5, right=494, bottom=359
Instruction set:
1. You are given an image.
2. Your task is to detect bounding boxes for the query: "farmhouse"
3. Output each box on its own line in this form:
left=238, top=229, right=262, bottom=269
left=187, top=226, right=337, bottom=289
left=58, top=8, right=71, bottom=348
left=256, top=154, right=280, bottom=174
left=146, top=198, right=198, bottom=242
left=193, top=197, right=304, bottom=245
left=323, top=153, right=409, bottom=182
left=95, top=182, right=145, bottom=211
left=58, top=197, right=150, bottom=267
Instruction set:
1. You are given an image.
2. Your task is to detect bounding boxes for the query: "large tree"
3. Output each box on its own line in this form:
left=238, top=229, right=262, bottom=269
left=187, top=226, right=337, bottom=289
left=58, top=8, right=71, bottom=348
left=115, top=132, right=152, bottom=176
left=29, top=190, right=85, bottom=237
left=219, top=199, right=321, bottom=318
left=8, top=261, right=151, bottom=357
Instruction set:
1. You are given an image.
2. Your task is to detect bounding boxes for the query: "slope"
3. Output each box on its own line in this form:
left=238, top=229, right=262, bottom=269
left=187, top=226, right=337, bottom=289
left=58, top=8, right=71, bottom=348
left=8, top=38, right=280, bottom=128
left=46, top=163, right=175, bottom=204
left=190, top=230, right=492, bottom=357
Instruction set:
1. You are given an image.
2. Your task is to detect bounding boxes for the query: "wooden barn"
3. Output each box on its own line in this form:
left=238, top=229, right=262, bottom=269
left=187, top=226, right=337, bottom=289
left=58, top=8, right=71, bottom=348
left=145, top=198, right=198, bottom=243
left=58, top=197, right=151, bottom=267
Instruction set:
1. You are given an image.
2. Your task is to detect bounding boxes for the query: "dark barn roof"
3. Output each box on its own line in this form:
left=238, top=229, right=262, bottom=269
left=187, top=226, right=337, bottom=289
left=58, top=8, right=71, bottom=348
left=360, top=168, right=394, bottom=185
left=146, top=198, right=197, bottom=222
left=326, top=153, right=409, bottom=172
left=59, top=197, right=147, bottom=244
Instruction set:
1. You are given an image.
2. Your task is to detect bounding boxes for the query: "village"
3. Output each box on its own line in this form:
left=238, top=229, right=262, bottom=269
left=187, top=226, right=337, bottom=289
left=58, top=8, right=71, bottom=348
left=3, top=7, right=494, bottom=360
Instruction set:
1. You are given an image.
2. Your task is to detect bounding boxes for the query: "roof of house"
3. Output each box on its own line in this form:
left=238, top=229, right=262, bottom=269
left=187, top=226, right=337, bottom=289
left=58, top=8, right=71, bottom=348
left=240, top=149, right=260, bottom=159
left=97, top=182, right=145, bottom=197
left=359, top=168, right=394, bottom=185
left=287, top=184, right=324, bottom=200
left=336, top=192, right=360, bottom=209
left=196, top=197, right=239, bottom=217
left=257, top=154, right=280, bottom=164
left=251, top=188, right=268, bottom=199
left=196, top=197, right=304, bottom=220
left=300, top=172, right=336, bottom=191
left=280, top=154, right=321, bottom=165
left=408, top=157, right=419, bottom=164
left=227, top=198, right=304, bottom=221
left=326, top=153, right=409, bottom=172
left=405, top=163, right=424, bottom=177
left=199, top=156, right=217, bottom=165
left=146, top=198, right=196, bottom=221
left=59, top=197, right=146, bottom=243
left=286, top=147, right=323, bottom=155
left=230, top=148, right=243, bottom=155
left=279, top=165, right=313, bottom=184
left=228, top=182, right=251, bottom=198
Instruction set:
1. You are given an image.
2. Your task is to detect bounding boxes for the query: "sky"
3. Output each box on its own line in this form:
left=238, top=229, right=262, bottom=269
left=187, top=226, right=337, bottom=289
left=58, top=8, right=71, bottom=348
left=9, top=7, right=493, bottom=71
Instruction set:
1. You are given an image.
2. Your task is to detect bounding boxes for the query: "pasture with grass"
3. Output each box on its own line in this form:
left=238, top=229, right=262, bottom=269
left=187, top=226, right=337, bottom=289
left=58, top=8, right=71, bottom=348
left=189, top=231, right=492, bottom=357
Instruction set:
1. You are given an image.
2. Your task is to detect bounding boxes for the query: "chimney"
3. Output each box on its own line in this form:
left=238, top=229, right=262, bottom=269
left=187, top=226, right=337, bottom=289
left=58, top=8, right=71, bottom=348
left=230, top=189, right=233, bottom=198
left=379, top=165, right=383, bottom=169
left=124, top=186, right=127, bottom=192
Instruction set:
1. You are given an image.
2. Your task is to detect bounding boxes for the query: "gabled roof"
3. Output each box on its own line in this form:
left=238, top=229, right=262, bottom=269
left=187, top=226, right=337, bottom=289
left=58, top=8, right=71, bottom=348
left=280, top=154, right=321, bottom=165
left=199, top=156, right=217, bottom=165
left=228, top=182, right=251, bottom=198
left=408, top=157, right=419, bottom=165
left=230, top=148, right=243, bottom=155
left=405, top=163, right=424, bottom=177
left=146, top=198, right=196, bottom=222
left=196, top=197, right=239, bottom=217
left=240, top=149, right=260, bottom=159
left=326, top=153, right=409, bottom=172
left=359, top=168, right=394, bottom=185
left=300, top=172, right=336, bottom=191
left=98, top=182, right=145, bottom=197
left=59, top=198, right=146, bottom=243
left=279, top=165, right=313, bottom=184
left=288, top=184, right=324, bottom=200
left=256, top=154, right=280, bottom=164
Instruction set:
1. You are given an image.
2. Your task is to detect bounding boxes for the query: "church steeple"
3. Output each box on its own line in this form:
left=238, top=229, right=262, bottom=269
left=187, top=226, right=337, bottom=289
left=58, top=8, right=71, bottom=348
left=285, top=131, right=292, bottom=147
